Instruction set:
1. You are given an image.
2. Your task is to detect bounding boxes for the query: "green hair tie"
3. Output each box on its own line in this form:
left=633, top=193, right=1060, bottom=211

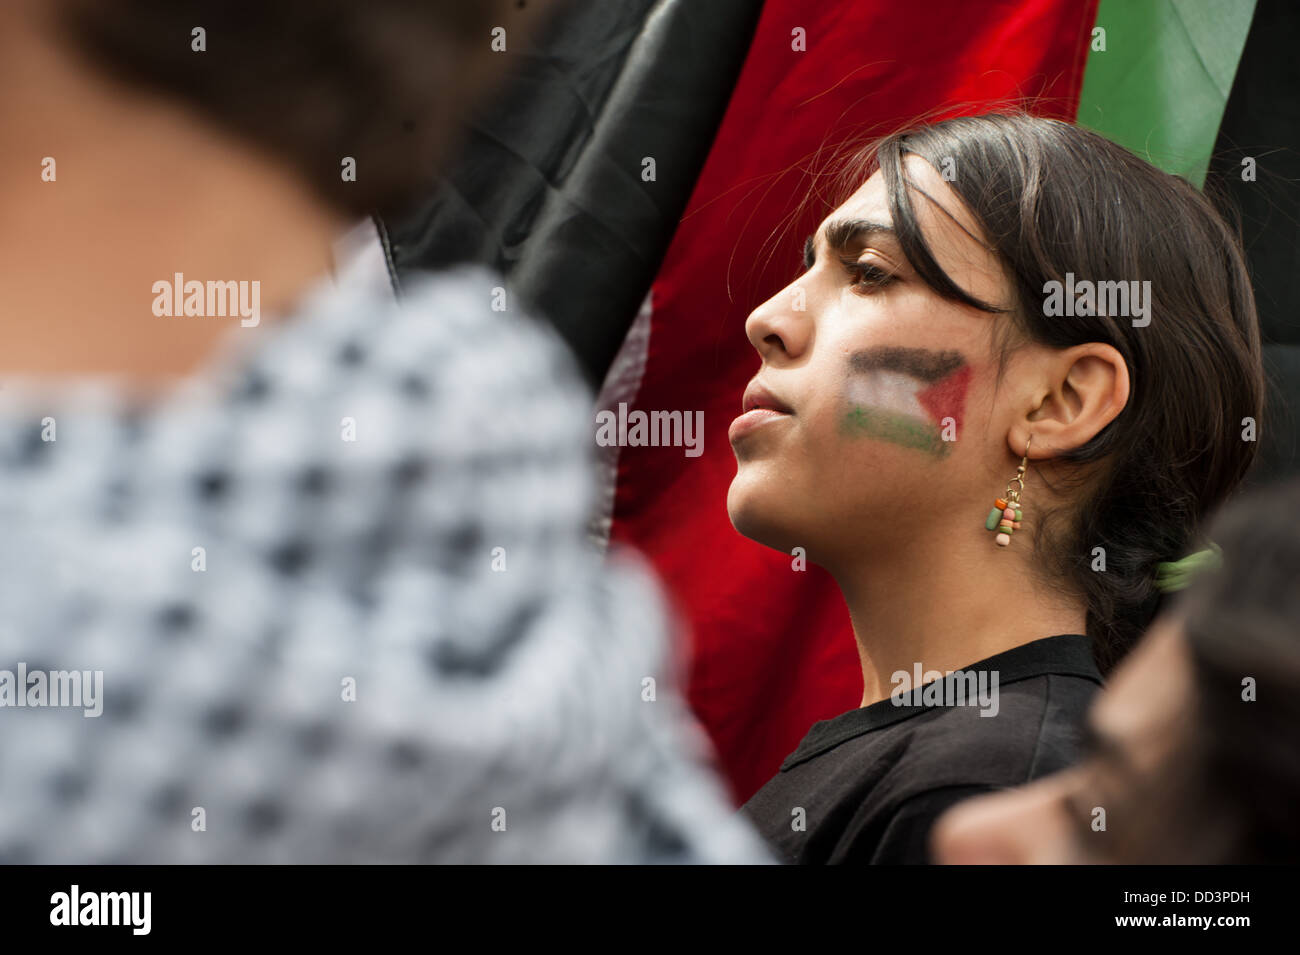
left=1154, top=544, right=1223, bottom=593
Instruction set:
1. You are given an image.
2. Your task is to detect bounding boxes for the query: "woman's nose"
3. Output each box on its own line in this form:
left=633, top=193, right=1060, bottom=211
left=744, top=281, right=811, bottom=363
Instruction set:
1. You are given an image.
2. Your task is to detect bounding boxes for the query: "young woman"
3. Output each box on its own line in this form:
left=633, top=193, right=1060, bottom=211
left=932, top=476, right=1300, bottom=865
left=728, top=112, right=1265, bottom=863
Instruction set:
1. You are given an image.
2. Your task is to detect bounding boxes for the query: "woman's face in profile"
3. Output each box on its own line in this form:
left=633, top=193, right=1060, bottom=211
left=930, top=617, right=1193, bottom=863
left=726, top=156, right=1014, bottom=566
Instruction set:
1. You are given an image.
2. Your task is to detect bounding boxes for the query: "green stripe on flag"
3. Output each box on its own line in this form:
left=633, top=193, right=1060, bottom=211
left=1077, top=0, right=1257, bottom=188
left=841, top=406, right=950, bottom=458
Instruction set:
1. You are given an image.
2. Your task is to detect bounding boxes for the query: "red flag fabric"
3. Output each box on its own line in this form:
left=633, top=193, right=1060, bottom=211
left=609, top=0, right=1100, bottom=803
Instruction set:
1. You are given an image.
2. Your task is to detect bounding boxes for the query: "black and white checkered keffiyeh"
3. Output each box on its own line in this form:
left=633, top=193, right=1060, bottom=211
left=0, top=265, right=770, bottom=863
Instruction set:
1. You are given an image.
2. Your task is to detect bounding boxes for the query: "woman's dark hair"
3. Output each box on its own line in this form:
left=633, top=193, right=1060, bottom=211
left=843, top=112, right=1265, bottom=671
left=1100, top=477, right=1300, bottom=863
left=53, top=0, right=520, bottom=216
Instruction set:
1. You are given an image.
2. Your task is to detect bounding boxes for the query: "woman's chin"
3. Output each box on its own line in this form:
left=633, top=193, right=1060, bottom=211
left=727, top=479, right=798, bottom=553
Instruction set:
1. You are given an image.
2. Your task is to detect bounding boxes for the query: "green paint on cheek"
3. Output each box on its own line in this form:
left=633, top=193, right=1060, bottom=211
left=840, top=405, right=951, bottom=458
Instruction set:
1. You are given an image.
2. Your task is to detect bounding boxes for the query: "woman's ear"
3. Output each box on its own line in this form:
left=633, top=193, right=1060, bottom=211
left=1013, top=342, right=1130, bottom=458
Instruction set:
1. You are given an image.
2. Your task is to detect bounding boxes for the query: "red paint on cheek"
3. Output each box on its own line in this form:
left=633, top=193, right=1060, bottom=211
left=916, top=364, right=971, bottom=432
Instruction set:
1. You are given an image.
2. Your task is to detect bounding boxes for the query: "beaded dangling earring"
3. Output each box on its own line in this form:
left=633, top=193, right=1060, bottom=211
left=984, top=436, right=1031, bottom=547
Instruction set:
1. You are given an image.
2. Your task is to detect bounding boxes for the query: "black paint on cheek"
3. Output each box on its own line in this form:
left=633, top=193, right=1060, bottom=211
left=848, top=345, right=966, bottom=381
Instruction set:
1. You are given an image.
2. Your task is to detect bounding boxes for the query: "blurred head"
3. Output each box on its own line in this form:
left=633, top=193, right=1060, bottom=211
left=727, top=113, right=1264, bottom=668
left=933, top=477, right=1300, bottom=864
left=0, top=0, right=554, bottom=379
left=42, top=0, right=543, bottom=216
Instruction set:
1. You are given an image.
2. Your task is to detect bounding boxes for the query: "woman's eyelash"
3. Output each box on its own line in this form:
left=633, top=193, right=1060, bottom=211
left=845, top=260, right=896, bottom=292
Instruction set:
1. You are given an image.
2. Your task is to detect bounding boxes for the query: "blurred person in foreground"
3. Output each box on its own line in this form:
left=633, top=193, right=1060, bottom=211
left=933, top=477, right=1300, bottom=864
left=0, top=0, right=768, bottom=863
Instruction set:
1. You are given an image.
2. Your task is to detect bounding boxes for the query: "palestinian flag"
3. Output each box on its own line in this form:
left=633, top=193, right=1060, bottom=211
left=842, top=347, right=971, bottom=458
left=606, top=0, right=1288, bottom=804
left=389, top=0, right=1300, bottom=804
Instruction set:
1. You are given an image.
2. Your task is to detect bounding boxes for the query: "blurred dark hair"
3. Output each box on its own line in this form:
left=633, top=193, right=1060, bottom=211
left=840, top=112, right=1265, bottom=671
left=1169, top=476, right=1300, bottom=863
left=1095, top=477, right=1300, bottom=863
left=55, top=0, right=520, bottom=216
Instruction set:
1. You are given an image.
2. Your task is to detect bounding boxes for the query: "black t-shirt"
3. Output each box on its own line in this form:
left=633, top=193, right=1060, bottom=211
left=739, top=633, right=1103, bottom=864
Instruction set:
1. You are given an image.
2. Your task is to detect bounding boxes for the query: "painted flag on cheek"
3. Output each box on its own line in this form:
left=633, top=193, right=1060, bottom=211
left=841, top=348, right=971, bottom=457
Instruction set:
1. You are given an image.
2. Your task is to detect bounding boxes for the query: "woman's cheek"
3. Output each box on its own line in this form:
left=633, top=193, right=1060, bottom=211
left=835, top=344, right=971, bottom=459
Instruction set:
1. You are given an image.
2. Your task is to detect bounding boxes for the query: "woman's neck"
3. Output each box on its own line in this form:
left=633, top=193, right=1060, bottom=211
left=0, top=23, right=345, bottom=384
left=829, top=528, right=1087, bottom=708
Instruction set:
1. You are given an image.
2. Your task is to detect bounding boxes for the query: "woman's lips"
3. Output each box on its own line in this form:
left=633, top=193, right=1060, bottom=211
left=729, top=407, right=791, bottom=443
left=733, top=379, right=794, bottom=444
left=741, top=381, right=794, bottom=415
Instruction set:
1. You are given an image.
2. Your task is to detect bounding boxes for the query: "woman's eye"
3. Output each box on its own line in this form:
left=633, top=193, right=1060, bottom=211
left=847, top=260, right=896, bottom=293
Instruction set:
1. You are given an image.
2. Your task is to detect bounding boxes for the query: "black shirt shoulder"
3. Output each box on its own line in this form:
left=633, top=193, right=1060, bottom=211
left=740, top=635, right=1103, bottom=864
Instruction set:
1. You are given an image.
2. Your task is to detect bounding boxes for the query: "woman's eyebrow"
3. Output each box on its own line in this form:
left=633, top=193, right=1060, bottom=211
left=803, top=218, right=898, bottom=269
